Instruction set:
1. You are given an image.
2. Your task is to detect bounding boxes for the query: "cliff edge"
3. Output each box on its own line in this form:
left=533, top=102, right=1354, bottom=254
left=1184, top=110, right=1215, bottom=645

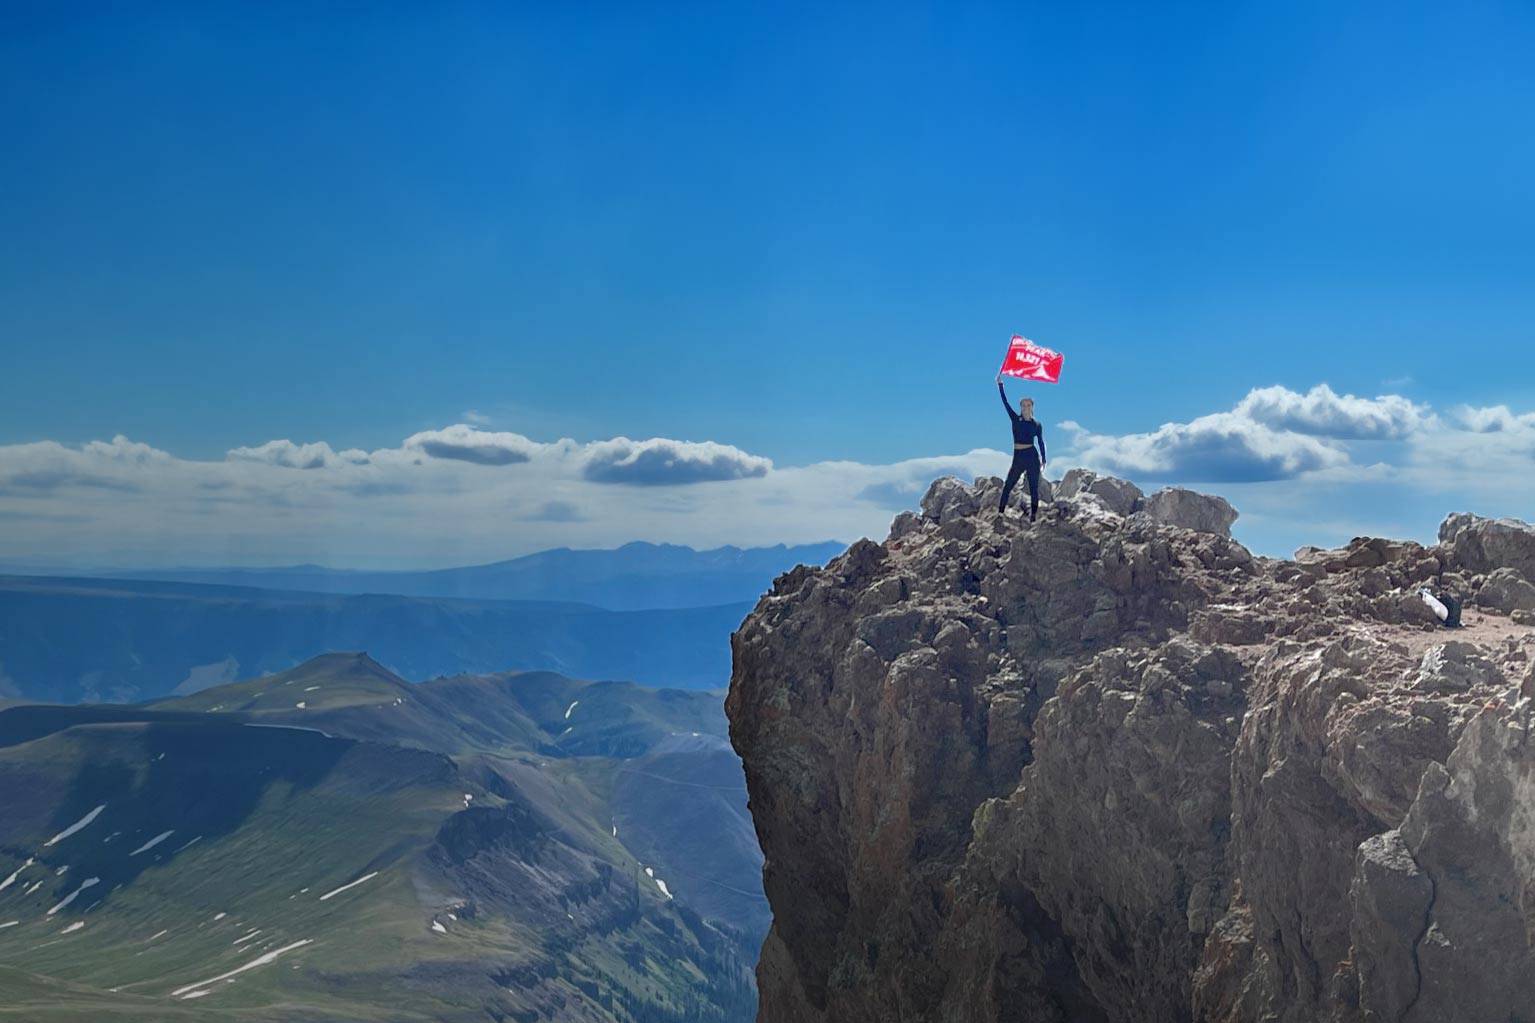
left=727, top=471, right=1535, bottom=1023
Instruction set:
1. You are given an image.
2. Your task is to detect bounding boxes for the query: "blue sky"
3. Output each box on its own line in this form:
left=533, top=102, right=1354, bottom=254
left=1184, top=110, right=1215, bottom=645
left=3, top=3, right=1534, bottom=567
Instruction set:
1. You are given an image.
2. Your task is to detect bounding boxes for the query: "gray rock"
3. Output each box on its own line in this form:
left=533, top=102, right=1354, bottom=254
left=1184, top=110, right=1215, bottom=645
left=1297, top=537, right=1428, bottom=575
left=1475, top=567, right=1535, bottom=612
left=730, top=484, right=1532, bottom=1023
left=888, top=511, right=924, bottom=542
left=1139, top=487, right=1239, bottom=537
left=1437, top=511, right=1480, bottom=545
left=1415, top=641, right=1503, bottom=692
left=1056, top=469, right=1144, bottom=516
left=919, top=476, right=979, bottom=524
left=1350, top=830, right=1433, bottom=1022
left=972, top=475, right=1004, bottom=512
left=1441, top=513, right=1535, bottom=581
left=1053, top=468, right=1090, bottom=499
left=1389, top=709, right=1535, bottom=1021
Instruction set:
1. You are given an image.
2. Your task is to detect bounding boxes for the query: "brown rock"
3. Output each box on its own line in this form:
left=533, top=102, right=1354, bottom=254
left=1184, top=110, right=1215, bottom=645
left=1441, top=513, right=1535, bottom=581
left=729, top=494, right=1534, bottom=1023
left=1475, top=567, right=1535, bottom=612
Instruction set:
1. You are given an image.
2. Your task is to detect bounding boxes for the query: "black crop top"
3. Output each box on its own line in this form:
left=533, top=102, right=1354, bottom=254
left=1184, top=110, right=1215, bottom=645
left=999, top=382, right=1046, bottom=459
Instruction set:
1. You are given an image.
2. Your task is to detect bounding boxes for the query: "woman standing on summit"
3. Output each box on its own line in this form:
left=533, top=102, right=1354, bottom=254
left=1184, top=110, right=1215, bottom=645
left=995, top=374, right=1046, bottom=520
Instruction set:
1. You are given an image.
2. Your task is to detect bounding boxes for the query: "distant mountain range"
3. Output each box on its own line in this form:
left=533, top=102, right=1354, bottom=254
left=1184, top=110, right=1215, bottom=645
left=0, top=653, right=765, bottom=1022
left=0, top=575, right=751, bottom=704
left=98, top=541, right=847, bottom=611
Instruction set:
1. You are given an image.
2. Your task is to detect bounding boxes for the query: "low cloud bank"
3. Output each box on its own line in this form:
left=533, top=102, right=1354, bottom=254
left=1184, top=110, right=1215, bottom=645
left=1, top=384, right=1530, bottom=567
left=582, top=437, right=772, bottom=485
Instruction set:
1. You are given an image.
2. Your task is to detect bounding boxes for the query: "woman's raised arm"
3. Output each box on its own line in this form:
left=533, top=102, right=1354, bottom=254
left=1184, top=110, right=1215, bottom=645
left=996, top=376, right=1018, bottom=420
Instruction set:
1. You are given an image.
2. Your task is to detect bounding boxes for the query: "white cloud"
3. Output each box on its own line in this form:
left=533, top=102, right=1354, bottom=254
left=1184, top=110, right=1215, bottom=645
left=1054, top=387, right=1534, bottom=547
left=1408, top=404, right=1535, bottom=486
left=2, top=385, right=1532, bottom=569
left=227, top=440, right=361, bottom=470
left=0, top=426, right=866, bottom=568
left=1060, top=384, right=1442, bottom=483
left=1062, top=412, right=1351, bottom=482
left=402, top=425, right=550, bottom=466
left=1234, top=384, right=1427, bottom=440
left=1450, top=404, right=1535, bottom=434
left=0, top=436, right=172, bottom=493
left=581, top=437, right=772, bottom=485
left=82, top=435, right=174, bottom=464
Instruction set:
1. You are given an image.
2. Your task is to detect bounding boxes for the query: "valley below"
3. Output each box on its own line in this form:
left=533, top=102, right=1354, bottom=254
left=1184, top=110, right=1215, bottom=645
left=0, top=654, right=766, bottom=1022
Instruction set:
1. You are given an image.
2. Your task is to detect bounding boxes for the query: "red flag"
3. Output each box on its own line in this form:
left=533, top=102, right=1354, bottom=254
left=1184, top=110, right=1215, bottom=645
left=998, top=334, right=1063, bottom=384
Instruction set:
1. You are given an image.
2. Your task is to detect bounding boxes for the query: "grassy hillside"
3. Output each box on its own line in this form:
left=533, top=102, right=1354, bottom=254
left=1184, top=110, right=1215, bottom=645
left=0, top=655, right=762, bottom=1022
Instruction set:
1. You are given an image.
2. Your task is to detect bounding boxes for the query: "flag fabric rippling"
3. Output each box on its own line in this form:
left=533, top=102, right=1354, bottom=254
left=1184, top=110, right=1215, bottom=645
left=999, top=335, right=1063, bottom=384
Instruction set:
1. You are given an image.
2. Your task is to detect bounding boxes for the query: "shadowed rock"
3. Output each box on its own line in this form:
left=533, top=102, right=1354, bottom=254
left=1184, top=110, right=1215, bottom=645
left=729, top=475, right=1535, bottom=1023
left=1475, top=567, right=1535, bottom=612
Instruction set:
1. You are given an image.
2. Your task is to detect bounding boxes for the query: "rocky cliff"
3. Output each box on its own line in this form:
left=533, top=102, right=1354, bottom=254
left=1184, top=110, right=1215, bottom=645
left=726, top=471, right=1535, bottom=1023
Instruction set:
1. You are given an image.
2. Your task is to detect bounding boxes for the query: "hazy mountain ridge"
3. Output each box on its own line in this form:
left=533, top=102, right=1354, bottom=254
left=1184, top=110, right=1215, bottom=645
left=0, top=653, right=764, bottom=1022
left=0, top=575, right=749, bottom=703
left=99, top=541, right=847, bottom=611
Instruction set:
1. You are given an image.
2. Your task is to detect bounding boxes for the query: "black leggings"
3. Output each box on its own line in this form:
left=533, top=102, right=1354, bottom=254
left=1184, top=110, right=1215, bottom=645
left=1000, top=449, right=1041, bottom=517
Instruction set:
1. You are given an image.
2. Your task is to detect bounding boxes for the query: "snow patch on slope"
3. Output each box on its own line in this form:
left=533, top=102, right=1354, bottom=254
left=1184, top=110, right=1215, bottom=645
left=0, top=857, right=34, bottom=893
left=130, top=831, right=175, bottom=856
left=170, top=938, right=314, bottom=999
left=318, top=871, right=379, bottom=901
left=47, top=877, right=100, bottom=916
left=44, top=805, right=106, bottom=847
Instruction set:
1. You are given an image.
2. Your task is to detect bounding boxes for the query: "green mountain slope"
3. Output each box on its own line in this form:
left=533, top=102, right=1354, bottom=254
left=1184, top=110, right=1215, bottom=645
left=0, top=655, right=762, bottom=1022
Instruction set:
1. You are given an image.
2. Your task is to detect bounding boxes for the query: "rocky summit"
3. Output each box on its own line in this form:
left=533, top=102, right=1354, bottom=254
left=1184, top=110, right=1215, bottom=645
left=727, top=473, right=1535, bottom=1023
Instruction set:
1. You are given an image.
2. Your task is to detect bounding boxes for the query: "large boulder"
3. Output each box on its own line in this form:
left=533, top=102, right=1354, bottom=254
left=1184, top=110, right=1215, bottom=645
left=1437, top=512, right=1479, bottom=545
left=1475, top=567, right=1535, bottom=613
left=1293, top=537, right=1430, bottom=575
left=1138, top=487, right=1238, bottom=537
left=1055, top=469, right=1144, bottom=516
left=920, top=476, right=979, bottom=524
left=1440, top=513, right=1535, bottom=581
left=887, top=510, right=925, bottom=542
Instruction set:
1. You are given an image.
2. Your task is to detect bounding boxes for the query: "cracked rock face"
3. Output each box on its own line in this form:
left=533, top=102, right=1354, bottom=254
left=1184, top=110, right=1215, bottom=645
left=728, top=474, right=1535, bottom=1023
